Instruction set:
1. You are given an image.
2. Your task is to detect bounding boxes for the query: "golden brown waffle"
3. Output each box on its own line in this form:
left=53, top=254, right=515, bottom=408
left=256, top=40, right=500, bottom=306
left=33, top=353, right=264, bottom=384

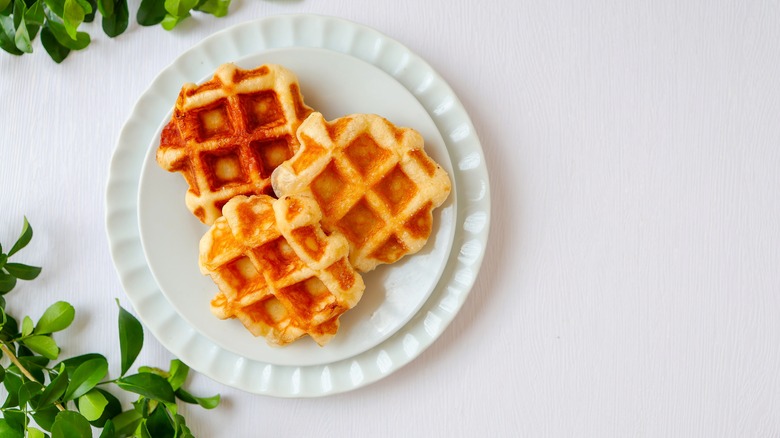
left=157, top=63, right=314, bottom=225
left=271, top=112, right=452, bottom=272
left=199, top=194, right=365, bottom=346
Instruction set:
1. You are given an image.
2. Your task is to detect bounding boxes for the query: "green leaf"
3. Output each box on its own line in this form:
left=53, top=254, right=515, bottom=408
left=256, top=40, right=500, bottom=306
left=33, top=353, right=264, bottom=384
left=14, top=13, right=32, bottom=52
left=34, top=301, right=75, bottom=334
left=51, top=411, right=91, bottom=438
left=82, top=0, right=96, bottom=21
left=77, top=389, right=108, bottom=421
left=117, top=300, right=143, bottom=376
left=116, top=373, right=175, bottom=404
left=136, top=0, right=165, bottom=25
left=43, top=17, right=90, bottom=50
left=0, top=14, right=23, bottom=55
left=167, top=359, right=188, bottom=391
left=0, top=0, right=10, bottom=14
left=0, top=418, right=24, bottom=438
left=40, top=24, right=70, bottom=62
left=145, top=404, right=175, bottom=438
left=8, top=217, right=33, bottom=257
left=98, top=419, right=116, bottom=438
left=0, top=364, right=5, bottom=383
left=25, top=1, right=45, bottom=26
left=110, top=410, right=142, bottom=436
left=21, top=315, right=33, bottom=336
left=26, top=427, right=46, bottom=438
left=3, top=410, right=26, bottom=434
left=195, top=0, right=229, bottom=17
left=63, top=356, right=108, bottom=400
left=96, top=0, right=112, bottom=16
left=18, top=380, right=44, bottom=408
left=4, top=263, right=42, bottom=280
left=62, top=0, right=85, bottom=39
left=0, top=254, right=6, bottom=268
left=21, top=335, right=59, bottom=360
left=82, top=388, right=121, bottom=427
left=173, top=414, right=194, bottom=438
left=174, top=388, right=220, bottom=409
left=101, top=0, right=127, bottom=37
left=37, top=369, right=69, bottom=410
left=32, top=404, right=60, bottom=431
left=57, top=353, right=106, bottom=376
left=0, top=271, right=17, bottom=293
left=160, top=12, right=187, bottom=30
left=164, top=0, right=194, bottom=17
left=44, top=0, right=64, bottom=17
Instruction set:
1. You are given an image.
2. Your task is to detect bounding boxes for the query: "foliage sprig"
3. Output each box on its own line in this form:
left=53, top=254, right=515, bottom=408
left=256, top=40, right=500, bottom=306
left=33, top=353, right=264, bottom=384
left=0, top=218, right=219, bottom=437
left=0, top=0, right=232, bottom=63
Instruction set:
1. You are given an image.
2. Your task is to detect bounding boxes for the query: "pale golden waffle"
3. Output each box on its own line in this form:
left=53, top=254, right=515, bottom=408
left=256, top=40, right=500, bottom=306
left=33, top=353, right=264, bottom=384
left=156, top=63, right=314, bottom=225
left=199, top=194, right=365, bottom=346
left=272, top=112, right=452, bottom=272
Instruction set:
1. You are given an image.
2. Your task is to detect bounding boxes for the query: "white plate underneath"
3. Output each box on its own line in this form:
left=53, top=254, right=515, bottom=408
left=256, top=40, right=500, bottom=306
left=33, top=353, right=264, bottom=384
left=106, top=14, right=490, bottom=397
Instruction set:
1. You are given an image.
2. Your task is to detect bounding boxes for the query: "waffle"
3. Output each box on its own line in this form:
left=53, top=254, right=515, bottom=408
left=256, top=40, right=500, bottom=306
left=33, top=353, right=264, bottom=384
left=271, top=112, right=451, bottom=272
left=200, top=194, right=365, bottom=346
left=156, top=63, right=314, bottom=225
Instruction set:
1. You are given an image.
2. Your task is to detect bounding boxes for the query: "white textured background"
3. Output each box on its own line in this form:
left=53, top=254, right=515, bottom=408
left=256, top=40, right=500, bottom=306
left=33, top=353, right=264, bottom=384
left=3, top=1, right=780, bottom=436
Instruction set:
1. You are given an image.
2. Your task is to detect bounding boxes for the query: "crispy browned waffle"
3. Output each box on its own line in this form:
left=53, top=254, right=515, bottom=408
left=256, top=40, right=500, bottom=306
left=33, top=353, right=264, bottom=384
left=157, top=63, right=314, bottom=225
left=200, top=194, right=365, bottom=346
left=271, top=112, right=452, bottom=272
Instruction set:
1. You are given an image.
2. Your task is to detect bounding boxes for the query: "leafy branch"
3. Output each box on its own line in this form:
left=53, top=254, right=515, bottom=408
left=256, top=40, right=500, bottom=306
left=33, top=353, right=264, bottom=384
left=0, top=0, right=231, bottom=63
left=0, top=218, right=219, bottom=437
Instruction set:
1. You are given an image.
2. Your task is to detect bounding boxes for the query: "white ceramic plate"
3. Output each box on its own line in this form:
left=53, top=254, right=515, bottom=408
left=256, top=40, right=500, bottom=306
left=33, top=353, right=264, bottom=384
left=106, top=14, right=489, bottom=397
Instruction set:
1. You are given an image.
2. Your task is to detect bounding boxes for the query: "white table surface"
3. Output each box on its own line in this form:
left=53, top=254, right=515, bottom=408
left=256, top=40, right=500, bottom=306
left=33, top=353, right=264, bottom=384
left=3, top=1, right=780, bottom=436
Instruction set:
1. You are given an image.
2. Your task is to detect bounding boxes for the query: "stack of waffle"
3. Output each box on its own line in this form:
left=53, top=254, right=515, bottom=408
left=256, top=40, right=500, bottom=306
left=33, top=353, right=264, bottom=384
left=157, top=63, right=451, bottom=346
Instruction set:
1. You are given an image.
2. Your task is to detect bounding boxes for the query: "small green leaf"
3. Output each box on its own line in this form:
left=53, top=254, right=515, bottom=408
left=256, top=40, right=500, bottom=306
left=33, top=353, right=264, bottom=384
left=174, top=388, right=220, bottom=409
left=43, top=17, right=90, bottom=50
left=167, top=359, right=188, bottom=391
left=34, top=301, right=75, bottom=334
left=18, top=380, right=44, bottom=408
left=117, top=300, right=143, bottom=376
left=160, top=12, right=187, bottom=30
left=0, top=0, right=10, bottom=14
left=40, top=24, right=70, bottom=62
left=37, top=369, right=69, bottom=410
left=96, top=0, right=112, bottom=16
left=0, top=14, right=24, bottom=55
left=44, top=0, right=65, bottom=17
left=2, top=409, right=26, bottom=432
left=8, top=217, right=33, bottom=257
left=164, top=0, right=195, bottom=17
left=0, top=418, right=24, bottom=438
left=136, top=0, right=165, bottom=25
left=0, top=254, right=6, bottom=268
left=51, top=410, right=92, bottom=438
left=62, top=0, right=85, bottom=39
left=32, top=404, right=60, bottom=431
left=110, top=410, right=142, bottom=436
left=145, top=403, right=175, bottom=438
left=22, top=335, right=59, bottom=360
left=83, top=0, right=96, bottom=21
left=4, top=263, right=42, bottom=280
left=25, top=1, right=45, bottom=26
left=98, top=419, right=116, bottom=438
left=194, top=0, right=229, bottom=17
left=82, top=388, right=121, bottom=427
left=0, top=365, right=5, bottom=383
left=13, top=14, right=32, bottom=52
left=101, top=0, right=127, bottom=37
left=77, top=389, right=108, bottom=421
left=21, top=316, right=33, bottom=336
left=0, top=271, right=17, bottom=293
left=116, top=373, right=175, bottom=404
left=57, top=353, right=106, bottom=376
left=63, top=356, right=108, bottom=401
left=26, top=427, right=45, bottom=438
